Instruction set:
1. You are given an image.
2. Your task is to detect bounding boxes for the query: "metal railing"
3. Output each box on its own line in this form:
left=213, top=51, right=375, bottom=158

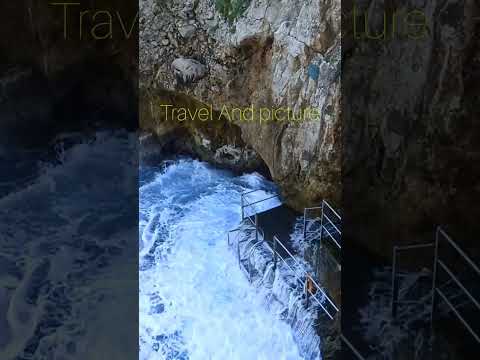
left=245, top=214, right=264, bottom=244
left=241, top=189, right=281, bottom=221
left=430, top=227, right=480, bottom=343
left=229, top=196, right=341, bottom=335
left=227, top=217, right=265, bottom=252
left=341, top=334, right=366, bottom=360
left=391, top=242, right=435, bottom=317
left=390, top=227, right=480, bottom=344
left=229, top=197, right=368, bottom=358
left=237, top=238, right=264, bottom=282
left=304, top=200, right=341, bottom=250
left=268, top=235, right=339, bottom=319
left=303, top=206, right=322, bottom=241
left=227, top=228, right=241, bottom=247
left=228, top=220, right=265, bottom=281
left=227, top=217, right=339, bottom=320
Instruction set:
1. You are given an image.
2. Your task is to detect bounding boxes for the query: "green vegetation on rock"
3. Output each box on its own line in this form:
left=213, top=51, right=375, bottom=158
left=215, top=0, right=251, bottom=23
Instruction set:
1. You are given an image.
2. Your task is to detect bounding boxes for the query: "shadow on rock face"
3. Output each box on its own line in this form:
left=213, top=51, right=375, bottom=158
left=0, top=0, right=138, bottom=148
left=1, top=61, right=137, bottom=148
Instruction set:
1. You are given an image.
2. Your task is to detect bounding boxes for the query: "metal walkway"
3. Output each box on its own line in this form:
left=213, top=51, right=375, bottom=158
left=228, top=190, right=372, bottom=359
left=304, top=201, right=369, bottom=359
left=238, top=191, right=480, bottom=357
left=235, top=190, right=340, bottom=318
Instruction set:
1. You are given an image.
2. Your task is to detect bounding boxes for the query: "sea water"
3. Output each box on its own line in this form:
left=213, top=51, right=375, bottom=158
left=139, top=159, right=304, bottom=360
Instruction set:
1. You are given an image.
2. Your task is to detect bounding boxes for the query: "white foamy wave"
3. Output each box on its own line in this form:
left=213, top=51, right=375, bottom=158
left=234, top=222, right=323, bottom=360
left=238, top=172, right=268, bottom=188
left=0, top=131, right=138, bottom=360
left=139, top=159, right=304, bottom=360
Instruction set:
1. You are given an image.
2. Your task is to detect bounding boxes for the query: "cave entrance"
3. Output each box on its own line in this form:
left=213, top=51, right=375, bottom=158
left=140, top=88, right=272, bottom=179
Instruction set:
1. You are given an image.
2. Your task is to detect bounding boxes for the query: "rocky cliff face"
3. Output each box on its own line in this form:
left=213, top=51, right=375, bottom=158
left=0, top=1, right=138, bottom=146
left=343, top=0, right=480, bottom=258
left=141, top=0, right=480, bottom=260
left=140, top=0, right=342, bottom=211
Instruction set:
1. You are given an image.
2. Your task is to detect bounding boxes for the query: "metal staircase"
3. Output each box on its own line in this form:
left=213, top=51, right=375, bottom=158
left=230, top=191, right=371, bottom=359
left=234, top=191, right=340, bottom=317
left=270, top=234, right=339, bottom=319
left=391, top=242, right=435, bottom=317
left=391, top=227, right=480, bottom=345
left=303, top=200, right=342, bottom=250
left=285, top=197, right=480, bottom=356
left=228, top=223, right=261, bottom=281
left=241, top=189, right=282, bottom=220
left=303, top=201, right=373, bottom=359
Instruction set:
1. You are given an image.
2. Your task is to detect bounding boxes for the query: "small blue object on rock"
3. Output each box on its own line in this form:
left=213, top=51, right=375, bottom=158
left=307, top=64, right=320, bottom=81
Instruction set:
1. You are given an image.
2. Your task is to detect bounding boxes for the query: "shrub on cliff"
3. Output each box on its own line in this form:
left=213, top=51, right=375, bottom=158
left=215, top=0, right=251, bottom=23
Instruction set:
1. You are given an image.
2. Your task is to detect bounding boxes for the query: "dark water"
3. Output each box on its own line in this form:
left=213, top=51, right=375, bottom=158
left=0, top=131, right=138, bottom=360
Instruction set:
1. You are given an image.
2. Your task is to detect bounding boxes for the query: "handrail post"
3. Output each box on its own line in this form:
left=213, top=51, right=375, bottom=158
left=315, top=202, right=325, bottom=276
left=273, top=236, right=278, bottom=272
left=305, top=275, right=311, bottom=308
left=249, top=263, right=252, bottom=282
left=241, top=195, right=244, bottom=221
left=391, top=247, right=399, bottom=318
left=303, top=208, right=307, bottom=241
left=237, top=241, right=241, bottom=266
left=319, top=201, right=325, bottom=242
left=430, top=228, right=440, bottom=340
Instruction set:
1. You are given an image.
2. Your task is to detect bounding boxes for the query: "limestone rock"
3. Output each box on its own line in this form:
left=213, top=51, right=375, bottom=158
left=141, top=0, right=342, bottom=214
left=178, top=24, right=197, bottom=39
left=140, top=0, right=480, bottom=263
left=171, top=58, right=207, bottom=84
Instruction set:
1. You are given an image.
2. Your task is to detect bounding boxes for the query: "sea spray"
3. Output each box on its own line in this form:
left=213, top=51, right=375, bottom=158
left=140, top=159, right=304, bottom=360
left=233, top=221, right=324, bottom=360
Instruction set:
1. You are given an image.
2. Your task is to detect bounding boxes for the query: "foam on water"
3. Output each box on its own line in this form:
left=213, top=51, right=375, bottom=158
left=358, top=268, right=459, bottom=359
left=139, top=159, right=304, bottom=360
left=0, top=131, right=138, bottom=360
left=233, top=222, right=324, bottom=360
